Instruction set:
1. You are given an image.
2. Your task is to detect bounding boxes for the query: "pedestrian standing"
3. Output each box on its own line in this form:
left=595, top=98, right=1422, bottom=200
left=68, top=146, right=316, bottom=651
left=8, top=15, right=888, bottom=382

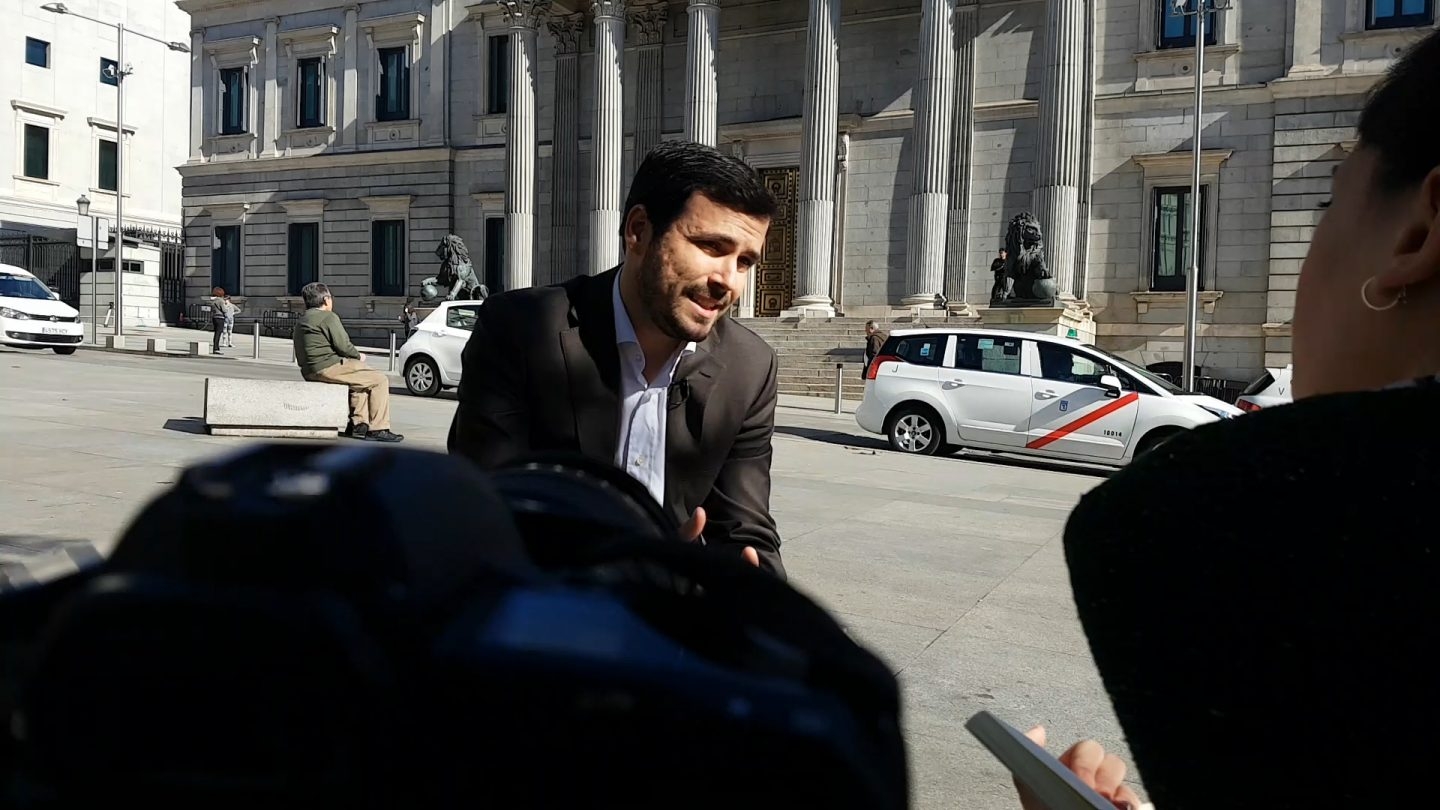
left=221, top=293, right=238, bottom=348
left=209, top=286, right=228, bottom=354
left=863, top=320, right=887, bottom=379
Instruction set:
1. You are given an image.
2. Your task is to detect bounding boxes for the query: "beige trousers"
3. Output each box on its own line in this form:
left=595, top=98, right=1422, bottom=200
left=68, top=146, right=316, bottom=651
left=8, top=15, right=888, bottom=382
left=307, top=358, right=391, bottom=431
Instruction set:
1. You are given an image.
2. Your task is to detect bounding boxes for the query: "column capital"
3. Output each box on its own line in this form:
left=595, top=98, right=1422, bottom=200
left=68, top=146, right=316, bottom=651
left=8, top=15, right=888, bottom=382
left=687, top=0, right=719, bottom=8
left=493, top=0, right=547, bottom=30
left=592, top=0, right=627, bottom=24
left=627, top=3, right=668, bottom=45
left=547, top=12, right=585, bottom=54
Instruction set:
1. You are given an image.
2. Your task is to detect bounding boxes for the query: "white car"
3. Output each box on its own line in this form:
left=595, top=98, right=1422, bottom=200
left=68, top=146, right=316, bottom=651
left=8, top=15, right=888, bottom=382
left=0, top=263, right=84, bottom=355
left=856, top=328, right=1242, bottom=466
left=397, top=299, right=482, bottom=396
left=1236, top=365, right=1293, bottom=413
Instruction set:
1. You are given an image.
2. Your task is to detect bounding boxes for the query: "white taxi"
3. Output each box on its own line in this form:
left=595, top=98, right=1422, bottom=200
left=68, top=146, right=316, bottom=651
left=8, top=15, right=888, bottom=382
left=397, top=299, right=482, bottom=396
left=0, top=264, right=84, bottom=355
left=855, top=328, right=1242, bottom=465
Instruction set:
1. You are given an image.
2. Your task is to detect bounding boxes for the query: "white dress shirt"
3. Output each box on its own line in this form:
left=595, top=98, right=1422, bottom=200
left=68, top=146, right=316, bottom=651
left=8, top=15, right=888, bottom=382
left=612, top=271, right=696, bottom=507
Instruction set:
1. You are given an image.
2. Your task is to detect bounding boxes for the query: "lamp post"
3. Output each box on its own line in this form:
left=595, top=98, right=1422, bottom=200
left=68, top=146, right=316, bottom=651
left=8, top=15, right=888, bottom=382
left=76, top=194, right=98, bottom=341
left=42, top=3, right=190, bottom=337
left=1172, top=0, right=1231, bottom=392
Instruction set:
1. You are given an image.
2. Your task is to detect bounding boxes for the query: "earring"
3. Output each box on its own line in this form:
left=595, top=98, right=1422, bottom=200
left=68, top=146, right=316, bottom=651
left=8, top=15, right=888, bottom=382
left=1361, top=276, right=1406, bottom=312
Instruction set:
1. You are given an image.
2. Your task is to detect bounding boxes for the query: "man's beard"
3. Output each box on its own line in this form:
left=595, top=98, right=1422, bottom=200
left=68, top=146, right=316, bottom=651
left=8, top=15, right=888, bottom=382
left=637, top=248, right=727, bottom=343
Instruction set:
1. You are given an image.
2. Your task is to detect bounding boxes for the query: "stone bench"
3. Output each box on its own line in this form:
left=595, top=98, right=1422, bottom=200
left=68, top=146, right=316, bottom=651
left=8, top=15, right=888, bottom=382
left=203, top=377, right=347, bottom=439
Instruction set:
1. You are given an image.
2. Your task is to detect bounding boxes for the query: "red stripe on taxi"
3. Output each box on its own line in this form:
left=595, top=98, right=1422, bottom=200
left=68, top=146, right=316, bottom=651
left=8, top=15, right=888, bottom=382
left=1025, top=392, right=1140, bottom=450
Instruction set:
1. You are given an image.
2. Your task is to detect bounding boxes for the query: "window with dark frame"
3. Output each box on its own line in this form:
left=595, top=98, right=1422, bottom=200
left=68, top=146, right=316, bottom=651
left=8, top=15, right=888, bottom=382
left=212, top=225, right=242, bottom=293
left=100, top=57, right=119, bottom=86
left=487, top=36, right=510, bottom=115
left=23, top=125, right=49, bottom=180
left=98, top=139, right=118, bottom=191
left=288, top=222, right=320, bottom=296
left=483, top=217, right=506, bottom=294
left=220, top=67, right=247, bottom=135
left=1158, top=0, right=1217, bottom=49
left=1368, top=0, right=1434, bottom=29
left=376, top=46, right=411, bottom=122
left=26, top=38, right=50, bottom=68
left=1151, top=185, right=1208, bottom=293
left=296, top=57, right=325, bottom=128
left=371, top=220, right=406, bottom=296
left=952, top=335, right=1023, bottom=375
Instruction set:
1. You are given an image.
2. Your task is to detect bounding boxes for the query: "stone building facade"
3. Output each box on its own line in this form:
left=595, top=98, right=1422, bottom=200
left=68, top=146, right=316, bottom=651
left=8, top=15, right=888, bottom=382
left=176, top=0, right=1436, bottom=378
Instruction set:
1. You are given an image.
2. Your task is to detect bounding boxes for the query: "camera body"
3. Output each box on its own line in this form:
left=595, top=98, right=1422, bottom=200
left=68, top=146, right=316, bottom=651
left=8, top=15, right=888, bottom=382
left=1, top=445, right=906, bottom=809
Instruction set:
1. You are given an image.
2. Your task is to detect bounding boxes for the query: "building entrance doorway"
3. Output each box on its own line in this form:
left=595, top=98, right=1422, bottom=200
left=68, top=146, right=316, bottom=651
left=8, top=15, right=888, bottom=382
left=754, top=166, right=799, bottom=317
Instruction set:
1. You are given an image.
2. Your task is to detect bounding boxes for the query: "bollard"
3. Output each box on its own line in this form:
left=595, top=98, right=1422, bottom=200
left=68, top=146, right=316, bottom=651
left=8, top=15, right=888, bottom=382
left=252, top=321, right=261, bottom=360
left=389, top=331, right=397, bottom=372
left=833, top=363, right=844, bottom=414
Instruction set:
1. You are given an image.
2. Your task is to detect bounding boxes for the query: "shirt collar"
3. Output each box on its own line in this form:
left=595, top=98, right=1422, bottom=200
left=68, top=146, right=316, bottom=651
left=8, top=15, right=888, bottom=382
left=612, top=268, right=698, bottom=358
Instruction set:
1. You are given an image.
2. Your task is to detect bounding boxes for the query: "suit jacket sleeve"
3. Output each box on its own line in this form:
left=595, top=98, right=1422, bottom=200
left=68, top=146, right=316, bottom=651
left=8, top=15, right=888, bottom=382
left=701, top=350, right=784, bottom=578
left=447, top=295, right=531, bottom=468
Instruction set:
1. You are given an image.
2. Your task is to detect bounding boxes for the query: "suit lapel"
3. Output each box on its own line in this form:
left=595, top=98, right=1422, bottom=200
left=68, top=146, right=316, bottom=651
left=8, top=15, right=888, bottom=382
left=665, top=327, right=727, bottom=510
left=560, top=269, right=622, bottom=461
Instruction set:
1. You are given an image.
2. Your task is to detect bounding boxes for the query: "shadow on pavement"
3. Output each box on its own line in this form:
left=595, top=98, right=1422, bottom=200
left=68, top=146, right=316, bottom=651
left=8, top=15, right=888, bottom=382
left=163, top=417, right=209, bottom=435
left=389, top=386, right=457, bottom=401
left=774, top=425, right=1113, bottom=478
left=1, top=535, right=106, bottom=593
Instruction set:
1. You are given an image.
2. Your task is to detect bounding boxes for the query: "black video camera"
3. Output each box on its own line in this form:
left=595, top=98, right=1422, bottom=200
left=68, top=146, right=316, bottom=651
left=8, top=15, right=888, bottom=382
left=0, top=445, right=906, bottom=809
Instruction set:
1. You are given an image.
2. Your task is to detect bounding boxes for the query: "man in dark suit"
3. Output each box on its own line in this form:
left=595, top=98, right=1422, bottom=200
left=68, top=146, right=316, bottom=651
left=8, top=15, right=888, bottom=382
left=448, top=141, right=784, bottom=576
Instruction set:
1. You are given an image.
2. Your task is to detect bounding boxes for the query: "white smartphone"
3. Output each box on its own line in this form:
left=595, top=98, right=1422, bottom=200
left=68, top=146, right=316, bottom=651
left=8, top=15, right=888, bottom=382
left=965, top=711, right=1115, bottom=810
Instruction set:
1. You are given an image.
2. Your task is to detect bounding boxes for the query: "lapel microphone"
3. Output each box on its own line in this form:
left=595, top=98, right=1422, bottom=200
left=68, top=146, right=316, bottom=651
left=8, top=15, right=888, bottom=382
left=667, top=378, right=690, bottom=410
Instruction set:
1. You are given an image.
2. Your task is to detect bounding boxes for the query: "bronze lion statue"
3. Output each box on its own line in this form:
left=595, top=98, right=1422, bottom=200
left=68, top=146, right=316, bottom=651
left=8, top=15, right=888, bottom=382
left=990, top=212, right=1057, bottom=307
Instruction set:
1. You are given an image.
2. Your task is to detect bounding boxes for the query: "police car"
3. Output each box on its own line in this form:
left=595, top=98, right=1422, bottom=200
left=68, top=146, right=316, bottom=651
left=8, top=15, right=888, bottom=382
left=855, top=328, right=1242, bottom=465
left=0, top=264, right=84, bottom=355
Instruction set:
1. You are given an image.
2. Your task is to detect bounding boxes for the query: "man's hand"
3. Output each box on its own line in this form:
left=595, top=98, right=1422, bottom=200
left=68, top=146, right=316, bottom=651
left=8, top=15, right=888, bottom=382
left=680, top=507, right=760, bottom=567
left=1016, top=726, right=1145, bottom=810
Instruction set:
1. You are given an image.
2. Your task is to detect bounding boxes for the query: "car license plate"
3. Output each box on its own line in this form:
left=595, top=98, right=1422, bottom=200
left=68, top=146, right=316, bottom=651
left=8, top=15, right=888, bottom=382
left=41, top=326, right=67, bottom=335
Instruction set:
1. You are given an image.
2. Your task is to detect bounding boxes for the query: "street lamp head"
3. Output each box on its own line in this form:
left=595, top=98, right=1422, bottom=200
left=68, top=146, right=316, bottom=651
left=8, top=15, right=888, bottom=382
left=40, top=2, right=69, bottom=13
left=167, top=41, right=191, bottom=53
left=76, top=194, right=90, bottom=216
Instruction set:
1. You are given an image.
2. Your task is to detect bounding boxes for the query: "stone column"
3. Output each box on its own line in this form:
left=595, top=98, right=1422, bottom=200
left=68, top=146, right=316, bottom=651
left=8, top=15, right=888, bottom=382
left=591, top=0, right=626, bottom=274
left=902, top=0, right=957, bottom=307
left=683, top=0, right=719, bottom=146
left=944, top=2, right=978, bottom=303
left=1287, top=0, right=1325, bottom=77
left=629, top=4, right=667, bottom=164
left=793, top=0, right=840, bottom=314
left=261, top=18, right=280, bottom=156
left=501, top=0, right=545, bottom=292
left=732, top=140, right=756, bottom=318
left=341, top=5, right=359, bottom=148
left=1032, top=0, right=1087, bottom=299
left=189, top=30, right=204, bottom=159
left=549, top=13, right=584, bottom=286
left=424, top=0, right=448, bottom=146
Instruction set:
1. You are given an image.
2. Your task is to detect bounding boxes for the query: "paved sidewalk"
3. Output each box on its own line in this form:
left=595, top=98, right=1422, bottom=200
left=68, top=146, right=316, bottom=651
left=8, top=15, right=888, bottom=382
left=80, top=323, right=401, bottom=369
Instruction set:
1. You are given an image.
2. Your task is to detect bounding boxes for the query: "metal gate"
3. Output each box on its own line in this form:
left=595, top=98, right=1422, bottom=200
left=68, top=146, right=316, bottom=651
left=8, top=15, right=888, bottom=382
left=0, top=230, right=81, bottom=309
left=128, top=226, right=187, bottom=326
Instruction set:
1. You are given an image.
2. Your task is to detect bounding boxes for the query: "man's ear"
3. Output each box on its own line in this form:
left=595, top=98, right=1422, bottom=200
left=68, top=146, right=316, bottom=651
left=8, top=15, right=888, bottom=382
left=622, top=205, right=650, bottom=252
left=1378, top=166, right=1440, bottom=294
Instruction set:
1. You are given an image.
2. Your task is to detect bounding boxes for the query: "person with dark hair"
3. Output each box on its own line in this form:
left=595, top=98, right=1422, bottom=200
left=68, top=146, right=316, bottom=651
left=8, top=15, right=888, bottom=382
left=208, top=286, right=229, bottom=354
left=293, top=282, right=403, bottom=443
left=1019, top=28, right=1440, bottom=809
left=448, top=140, right=785, bottom=575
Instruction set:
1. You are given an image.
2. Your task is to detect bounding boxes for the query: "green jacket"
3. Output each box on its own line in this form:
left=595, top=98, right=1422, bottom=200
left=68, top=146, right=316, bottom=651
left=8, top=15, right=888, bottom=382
left=293, top=308, right=361, bottom=376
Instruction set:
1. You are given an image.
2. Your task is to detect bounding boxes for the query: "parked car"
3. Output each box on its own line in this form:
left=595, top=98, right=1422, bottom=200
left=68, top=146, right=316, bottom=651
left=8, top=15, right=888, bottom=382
left=1236, top=365, right=1293, bottom=413
left=855, top=328, right=1243, bottom=466
left=0, top=264, right=84, bottom=355
left=397, top=300, right=482, bottom=396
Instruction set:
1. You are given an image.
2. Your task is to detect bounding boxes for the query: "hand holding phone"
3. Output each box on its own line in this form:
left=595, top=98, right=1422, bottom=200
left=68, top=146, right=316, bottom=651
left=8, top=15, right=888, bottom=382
left=965, top=711, right=1146, bottom=810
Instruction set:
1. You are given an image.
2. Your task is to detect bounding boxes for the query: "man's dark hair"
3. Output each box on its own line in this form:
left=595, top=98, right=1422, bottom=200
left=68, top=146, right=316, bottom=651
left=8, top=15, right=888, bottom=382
left=621, top=141, right=777, bottom=238
left=1358, top=28, right=1440, bottom=194
left=301, top=282, right=331, bottom=309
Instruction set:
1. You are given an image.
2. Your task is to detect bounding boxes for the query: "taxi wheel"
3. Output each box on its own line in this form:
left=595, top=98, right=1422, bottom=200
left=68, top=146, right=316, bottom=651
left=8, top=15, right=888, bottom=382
left=404, top=356, right=441, bottom=397
left=52, top=347, right=76, bottom=355
left=887, top=406, right=944, bottom=456
left=1136, top=427, right=1185, bottom=457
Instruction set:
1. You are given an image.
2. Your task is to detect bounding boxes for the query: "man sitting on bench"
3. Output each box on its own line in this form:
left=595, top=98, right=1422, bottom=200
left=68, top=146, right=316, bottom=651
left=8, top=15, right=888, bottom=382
left=293, top=282, right=404, bottom=443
